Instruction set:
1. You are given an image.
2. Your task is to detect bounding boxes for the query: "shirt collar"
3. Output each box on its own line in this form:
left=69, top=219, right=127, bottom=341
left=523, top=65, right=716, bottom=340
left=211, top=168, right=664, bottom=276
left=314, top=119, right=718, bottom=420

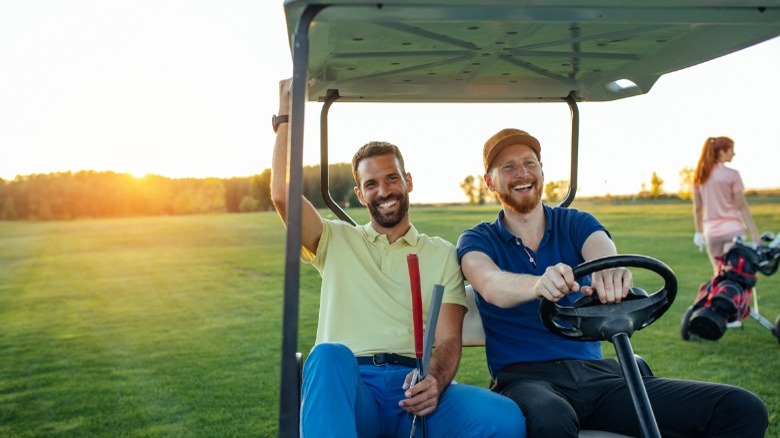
left=494, top=210, right=515, bottom=242
left=493, top=204, right=552, bottom=243
left=362, top=222, right=419, bottom=246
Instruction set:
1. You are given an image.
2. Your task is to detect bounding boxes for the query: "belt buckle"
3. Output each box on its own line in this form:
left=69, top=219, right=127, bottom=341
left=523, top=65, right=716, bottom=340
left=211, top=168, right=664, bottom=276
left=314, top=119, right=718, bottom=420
left=373, top=353, right=387, bottom=366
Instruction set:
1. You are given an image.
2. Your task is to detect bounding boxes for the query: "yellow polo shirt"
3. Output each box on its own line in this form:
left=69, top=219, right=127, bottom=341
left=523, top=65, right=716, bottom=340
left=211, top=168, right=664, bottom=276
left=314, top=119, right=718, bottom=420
left=303, top=219, right=467, bottom=357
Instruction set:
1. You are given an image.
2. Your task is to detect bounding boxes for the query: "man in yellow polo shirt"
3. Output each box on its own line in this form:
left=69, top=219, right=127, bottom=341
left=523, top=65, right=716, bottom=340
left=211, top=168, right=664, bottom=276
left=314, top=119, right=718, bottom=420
left=271, top=78, right=524, bottom=437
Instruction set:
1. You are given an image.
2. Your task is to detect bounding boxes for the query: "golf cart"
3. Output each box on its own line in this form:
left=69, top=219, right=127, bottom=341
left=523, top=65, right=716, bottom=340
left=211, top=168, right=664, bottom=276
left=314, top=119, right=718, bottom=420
left=276, top=1, right=780, bottom=436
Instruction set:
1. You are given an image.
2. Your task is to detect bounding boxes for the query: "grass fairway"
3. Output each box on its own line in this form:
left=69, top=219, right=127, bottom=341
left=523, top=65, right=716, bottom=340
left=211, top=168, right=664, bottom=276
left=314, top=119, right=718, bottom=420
left=1, top=200, right=779, bottom=436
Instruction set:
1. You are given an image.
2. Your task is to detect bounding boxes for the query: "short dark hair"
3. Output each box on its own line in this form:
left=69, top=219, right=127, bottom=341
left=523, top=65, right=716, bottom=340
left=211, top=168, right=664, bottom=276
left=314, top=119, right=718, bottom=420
left=351, top=141, right=406, bottom=184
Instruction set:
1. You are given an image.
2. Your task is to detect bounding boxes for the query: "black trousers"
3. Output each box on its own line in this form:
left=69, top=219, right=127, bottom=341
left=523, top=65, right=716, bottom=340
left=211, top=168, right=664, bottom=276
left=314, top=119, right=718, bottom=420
left=495, top=358, right=767, bottom=438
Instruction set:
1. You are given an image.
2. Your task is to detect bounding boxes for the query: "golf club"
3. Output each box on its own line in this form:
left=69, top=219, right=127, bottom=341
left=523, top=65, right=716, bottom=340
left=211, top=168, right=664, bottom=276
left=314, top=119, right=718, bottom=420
left=407, top=254, right=426, bottom=438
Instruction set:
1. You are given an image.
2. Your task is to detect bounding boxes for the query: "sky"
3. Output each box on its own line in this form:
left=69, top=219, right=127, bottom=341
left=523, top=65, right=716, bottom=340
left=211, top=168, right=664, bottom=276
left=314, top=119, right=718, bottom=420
left=1, top=1, right=778, bottom=204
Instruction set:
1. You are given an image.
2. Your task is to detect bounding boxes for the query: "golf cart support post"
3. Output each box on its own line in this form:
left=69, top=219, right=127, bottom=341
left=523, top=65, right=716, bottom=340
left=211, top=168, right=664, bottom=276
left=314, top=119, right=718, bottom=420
left=277, top=2, right=780, bottom=436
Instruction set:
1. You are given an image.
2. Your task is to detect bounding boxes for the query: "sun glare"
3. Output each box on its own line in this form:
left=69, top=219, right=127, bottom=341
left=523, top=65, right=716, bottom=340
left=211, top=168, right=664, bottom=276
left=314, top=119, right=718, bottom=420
left=128, top=170, right=149, bottom=179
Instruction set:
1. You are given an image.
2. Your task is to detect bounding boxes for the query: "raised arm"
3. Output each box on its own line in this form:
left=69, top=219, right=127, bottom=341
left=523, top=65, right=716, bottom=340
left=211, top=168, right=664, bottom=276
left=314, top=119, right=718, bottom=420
left=270, top=78, right=324, bottom=255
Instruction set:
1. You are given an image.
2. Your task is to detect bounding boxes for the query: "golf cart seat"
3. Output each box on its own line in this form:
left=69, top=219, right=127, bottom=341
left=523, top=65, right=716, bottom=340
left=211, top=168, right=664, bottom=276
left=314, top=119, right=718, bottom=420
left=462, top=284, right=653, bottom=438
left=462, top=284, right=488, bottom=347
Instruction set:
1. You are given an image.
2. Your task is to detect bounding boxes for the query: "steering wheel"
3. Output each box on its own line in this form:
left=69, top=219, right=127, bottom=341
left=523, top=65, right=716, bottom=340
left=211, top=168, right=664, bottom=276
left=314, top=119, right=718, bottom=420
left=539, top=254, right=677, bottom=342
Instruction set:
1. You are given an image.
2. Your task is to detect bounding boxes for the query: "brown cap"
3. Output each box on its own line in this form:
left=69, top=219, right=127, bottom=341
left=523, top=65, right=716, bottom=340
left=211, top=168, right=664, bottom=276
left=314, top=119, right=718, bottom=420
left=483, top=128, right=541, bottom=171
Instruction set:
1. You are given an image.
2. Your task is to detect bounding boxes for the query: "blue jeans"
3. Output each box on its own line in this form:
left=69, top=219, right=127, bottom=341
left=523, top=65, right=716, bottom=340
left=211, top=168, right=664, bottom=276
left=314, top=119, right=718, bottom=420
left=301, top=343, right=525, bottom=438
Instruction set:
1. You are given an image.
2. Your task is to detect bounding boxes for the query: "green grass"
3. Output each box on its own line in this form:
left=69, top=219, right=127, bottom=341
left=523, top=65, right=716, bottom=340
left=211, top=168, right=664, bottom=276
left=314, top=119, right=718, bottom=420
left=1, top=216, right=282, bottom=436
left=1, top=201, right=779, bottom=436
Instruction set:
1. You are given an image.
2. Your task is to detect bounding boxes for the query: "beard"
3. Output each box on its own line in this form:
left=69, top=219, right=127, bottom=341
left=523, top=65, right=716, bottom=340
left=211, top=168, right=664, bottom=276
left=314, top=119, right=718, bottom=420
left=494, top=179, right=542, bottom=214
left=367, top=193, right=410, bottom=228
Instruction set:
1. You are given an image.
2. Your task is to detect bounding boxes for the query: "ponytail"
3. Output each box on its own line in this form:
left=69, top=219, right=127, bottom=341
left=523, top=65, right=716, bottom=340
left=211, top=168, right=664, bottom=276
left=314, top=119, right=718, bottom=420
left=694, top=136, right=733, bottom=185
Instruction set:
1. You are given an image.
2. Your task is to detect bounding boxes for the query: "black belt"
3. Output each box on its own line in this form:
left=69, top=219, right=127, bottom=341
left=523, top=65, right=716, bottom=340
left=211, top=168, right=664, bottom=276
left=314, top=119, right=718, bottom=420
left=503, top=360, right=562, bottom=373
left=356, top=353, right=418, bottom=368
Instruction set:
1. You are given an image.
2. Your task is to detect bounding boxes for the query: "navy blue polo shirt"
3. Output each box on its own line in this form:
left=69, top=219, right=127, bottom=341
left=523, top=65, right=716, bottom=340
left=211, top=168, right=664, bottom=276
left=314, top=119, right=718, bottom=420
left=456, top=205, right=608, bottom=377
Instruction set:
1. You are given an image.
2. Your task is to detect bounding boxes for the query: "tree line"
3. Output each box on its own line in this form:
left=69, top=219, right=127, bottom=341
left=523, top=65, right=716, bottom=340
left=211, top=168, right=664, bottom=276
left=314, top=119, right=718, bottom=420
left=2, top=164, right=727, bottom=221
left=460, top=169, right=687, bottom=204
left=0, top=163, right=357, bottom=221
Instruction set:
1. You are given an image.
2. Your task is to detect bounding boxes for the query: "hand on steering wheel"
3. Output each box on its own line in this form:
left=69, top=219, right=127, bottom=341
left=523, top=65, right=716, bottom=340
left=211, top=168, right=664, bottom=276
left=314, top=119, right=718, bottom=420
left=539, top=254, right=677, bottom=342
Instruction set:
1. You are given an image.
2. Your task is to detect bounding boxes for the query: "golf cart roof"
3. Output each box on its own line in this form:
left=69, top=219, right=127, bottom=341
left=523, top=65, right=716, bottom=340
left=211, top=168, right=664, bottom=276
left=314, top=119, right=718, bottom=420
left=283, top=0, right=780, bottom=103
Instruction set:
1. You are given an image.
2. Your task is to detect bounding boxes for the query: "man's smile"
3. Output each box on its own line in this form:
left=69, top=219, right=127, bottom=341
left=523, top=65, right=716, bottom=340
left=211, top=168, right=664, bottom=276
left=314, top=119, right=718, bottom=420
left=377, top=199, right=398, bottom=210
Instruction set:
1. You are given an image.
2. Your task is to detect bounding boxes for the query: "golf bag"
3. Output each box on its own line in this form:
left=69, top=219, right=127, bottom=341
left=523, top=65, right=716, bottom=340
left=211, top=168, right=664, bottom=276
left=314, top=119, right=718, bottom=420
left=688, top=244, right=758, bottom=340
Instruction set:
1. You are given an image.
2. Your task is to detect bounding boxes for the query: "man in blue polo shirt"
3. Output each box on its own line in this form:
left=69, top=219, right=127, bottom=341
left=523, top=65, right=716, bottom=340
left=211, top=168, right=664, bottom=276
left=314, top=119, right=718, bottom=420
left=456, top=128, right=768, bottom=437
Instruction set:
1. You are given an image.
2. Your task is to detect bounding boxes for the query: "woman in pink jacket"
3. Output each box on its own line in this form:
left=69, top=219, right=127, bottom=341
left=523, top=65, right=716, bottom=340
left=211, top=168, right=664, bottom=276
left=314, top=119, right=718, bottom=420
left=692, top=136, right=760, bottom=273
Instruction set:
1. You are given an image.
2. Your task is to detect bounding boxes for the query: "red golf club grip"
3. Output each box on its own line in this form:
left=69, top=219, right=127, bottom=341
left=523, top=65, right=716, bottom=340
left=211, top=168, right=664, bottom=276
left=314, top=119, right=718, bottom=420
left=407, top=253, right=424, bottom=360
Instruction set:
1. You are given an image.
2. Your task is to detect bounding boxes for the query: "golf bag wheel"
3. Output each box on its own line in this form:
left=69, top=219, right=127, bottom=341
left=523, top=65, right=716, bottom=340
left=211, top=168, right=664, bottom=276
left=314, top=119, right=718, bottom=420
left=540, top=254, right=677, bottom=341
left=681, top=306, right=694, bottom=341
left=688, top=309, right=728, bottom=340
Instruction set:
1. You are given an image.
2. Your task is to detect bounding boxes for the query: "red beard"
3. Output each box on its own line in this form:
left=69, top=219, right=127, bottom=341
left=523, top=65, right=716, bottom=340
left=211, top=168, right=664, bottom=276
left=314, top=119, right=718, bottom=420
left=494, top=179, right=542, bottom=214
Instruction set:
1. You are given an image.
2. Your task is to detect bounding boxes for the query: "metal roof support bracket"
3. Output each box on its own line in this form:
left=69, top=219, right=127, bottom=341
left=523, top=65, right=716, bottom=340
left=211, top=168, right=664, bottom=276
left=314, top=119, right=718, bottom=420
left=319, top=90, right=357, bottom=225
left=559, top=91, right=580, bottom=208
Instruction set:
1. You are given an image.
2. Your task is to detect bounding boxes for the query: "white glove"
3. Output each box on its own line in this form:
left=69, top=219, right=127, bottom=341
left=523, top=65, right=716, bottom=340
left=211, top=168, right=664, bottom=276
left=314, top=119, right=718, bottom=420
left=693, top=232, right=705, bottom=251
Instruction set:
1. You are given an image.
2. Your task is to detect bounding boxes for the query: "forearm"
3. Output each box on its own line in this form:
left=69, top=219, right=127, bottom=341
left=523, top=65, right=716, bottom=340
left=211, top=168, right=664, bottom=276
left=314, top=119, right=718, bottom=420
left=736, top=192, right=759, bottom=240
left=462, top=251, right=540, bottom=308
left=427, top=337, right=461, bottom=393
left=270, top=79, right=292, bottom=218
left=478, top=270, right=541, bottom=308
left=270, top=127, right=289, bottom=218
left=741, top=204, right=759, bottom=240
left=693, top=193, right=703, bottom=232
